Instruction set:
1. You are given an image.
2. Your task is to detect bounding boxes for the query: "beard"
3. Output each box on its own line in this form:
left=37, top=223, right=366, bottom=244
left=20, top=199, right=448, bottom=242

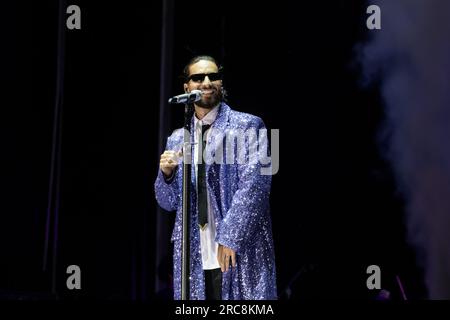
left=195, top=87, right=222, bottom=108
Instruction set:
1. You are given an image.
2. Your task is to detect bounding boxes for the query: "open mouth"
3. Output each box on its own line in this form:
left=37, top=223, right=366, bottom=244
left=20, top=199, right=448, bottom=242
left=201, top=90, right=215, bottom=96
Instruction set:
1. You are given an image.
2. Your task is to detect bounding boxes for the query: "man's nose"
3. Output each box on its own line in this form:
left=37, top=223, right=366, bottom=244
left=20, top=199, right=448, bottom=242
left=201, top=76, right=212, bottom=86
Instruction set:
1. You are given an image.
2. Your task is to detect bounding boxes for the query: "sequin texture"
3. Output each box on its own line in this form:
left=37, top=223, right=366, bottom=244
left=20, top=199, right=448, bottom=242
left=154, top=103, right=277, bottom=300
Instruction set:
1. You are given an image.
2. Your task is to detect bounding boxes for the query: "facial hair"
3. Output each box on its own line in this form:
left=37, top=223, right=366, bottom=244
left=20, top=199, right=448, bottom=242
left=195, top=86, right=223, bottom=109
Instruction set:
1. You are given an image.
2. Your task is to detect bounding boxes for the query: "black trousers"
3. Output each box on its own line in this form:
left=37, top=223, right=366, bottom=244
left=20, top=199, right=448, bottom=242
left=204, top=268, right=222, bottom=300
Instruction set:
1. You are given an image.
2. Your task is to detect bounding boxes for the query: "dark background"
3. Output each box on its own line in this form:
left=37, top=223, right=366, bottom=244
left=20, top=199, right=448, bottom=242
left=0, top=0, right=425, bottom=300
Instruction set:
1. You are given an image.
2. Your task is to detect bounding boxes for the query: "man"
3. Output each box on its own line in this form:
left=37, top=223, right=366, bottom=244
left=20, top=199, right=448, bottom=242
left=155, top=55, right=277, bottom=300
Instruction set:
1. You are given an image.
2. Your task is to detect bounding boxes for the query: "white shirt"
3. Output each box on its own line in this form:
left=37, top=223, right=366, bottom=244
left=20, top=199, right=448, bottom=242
left=193, top=105, right=221, bottom=270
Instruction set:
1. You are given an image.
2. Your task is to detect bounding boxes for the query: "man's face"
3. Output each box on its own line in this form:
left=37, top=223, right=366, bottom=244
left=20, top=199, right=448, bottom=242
left=184, top=60, right=223, bottom=109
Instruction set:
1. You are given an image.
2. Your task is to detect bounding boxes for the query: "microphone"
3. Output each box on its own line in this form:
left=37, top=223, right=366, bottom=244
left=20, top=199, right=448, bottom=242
left=168, top=90, right=202, bottom=104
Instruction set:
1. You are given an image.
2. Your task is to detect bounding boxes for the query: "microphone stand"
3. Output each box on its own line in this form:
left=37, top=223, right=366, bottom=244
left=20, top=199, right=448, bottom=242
left=181, top=102, right=194, bottom=300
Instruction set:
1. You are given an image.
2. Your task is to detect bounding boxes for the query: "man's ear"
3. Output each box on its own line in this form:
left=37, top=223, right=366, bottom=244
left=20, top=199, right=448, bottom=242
left=184, top=84, right=188, bottom=93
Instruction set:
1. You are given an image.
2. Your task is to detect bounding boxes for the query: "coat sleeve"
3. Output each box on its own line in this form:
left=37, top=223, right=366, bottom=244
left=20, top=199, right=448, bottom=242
left=215, top=117, right=272, bottom=252
left=154, top=132, right=182, bottom=212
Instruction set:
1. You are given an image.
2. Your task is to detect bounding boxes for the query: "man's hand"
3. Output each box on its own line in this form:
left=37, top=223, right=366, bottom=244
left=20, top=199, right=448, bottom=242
left=159, top=150, right=182, bottom=178
left=217, top=244, right=236, bottom=272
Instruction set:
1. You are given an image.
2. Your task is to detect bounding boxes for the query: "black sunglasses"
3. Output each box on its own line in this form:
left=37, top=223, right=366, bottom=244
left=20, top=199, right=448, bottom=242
left=187, top=72, right=222, bottom=83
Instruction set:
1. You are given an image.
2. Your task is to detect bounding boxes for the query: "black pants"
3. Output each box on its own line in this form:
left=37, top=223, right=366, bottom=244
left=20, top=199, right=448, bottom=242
left=204, top=268, right=222, bottom=300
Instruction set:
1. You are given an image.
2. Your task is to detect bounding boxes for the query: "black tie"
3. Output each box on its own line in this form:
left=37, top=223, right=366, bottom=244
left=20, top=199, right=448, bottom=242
left=197, top=124, right=210, bottom=230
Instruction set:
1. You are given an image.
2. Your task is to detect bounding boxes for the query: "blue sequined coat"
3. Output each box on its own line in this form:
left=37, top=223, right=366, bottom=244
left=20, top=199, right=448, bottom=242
left=155, top=103, right=277, bottom=300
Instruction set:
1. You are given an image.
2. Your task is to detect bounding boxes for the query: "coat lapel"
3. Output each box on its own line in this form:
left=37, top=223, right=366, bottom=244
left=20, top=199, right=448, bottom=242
left=205, top=103, right=230, bottom=221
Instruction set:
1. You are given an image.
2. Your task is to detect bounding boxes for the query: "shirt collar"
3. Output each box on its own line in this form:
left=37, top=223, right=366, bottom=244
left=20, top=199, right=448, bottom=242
left=194, top=103, right=220, bottom=128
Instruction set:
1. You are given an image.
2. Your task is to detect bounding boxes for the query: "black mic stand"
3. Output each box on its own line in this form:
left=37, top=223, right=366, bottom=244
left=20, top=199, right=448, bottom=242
left=181, top=102, right=194, bottom=300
